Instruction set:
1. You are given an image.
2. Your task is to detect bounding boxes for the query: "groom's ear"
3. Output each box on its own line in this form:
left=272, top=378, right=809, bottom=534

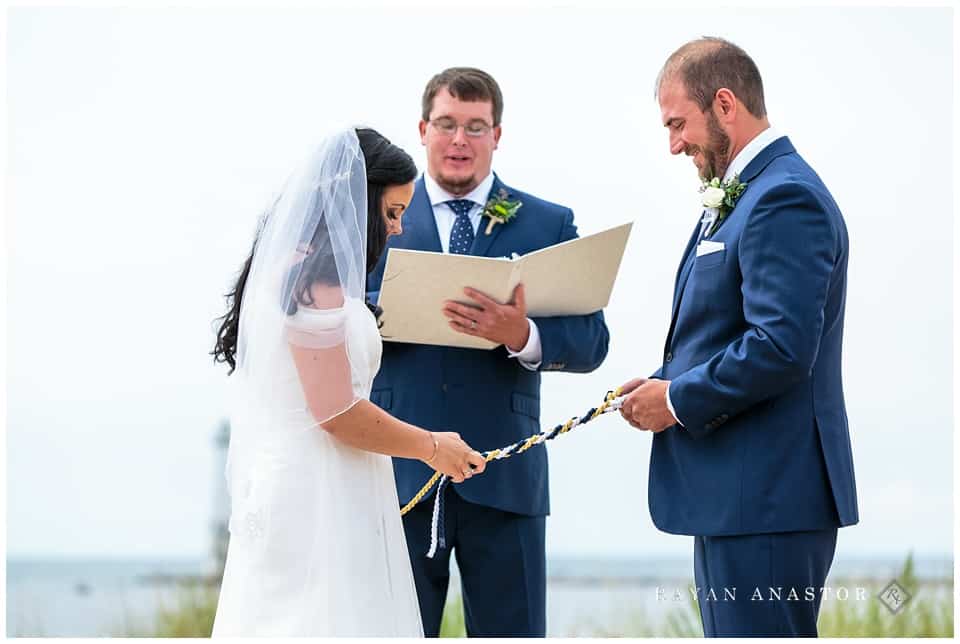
left=713, top=88, right=737, bottom=123
left=493, top=125, right=502, bottom=149
left=419, top=120, right=428, bottom=145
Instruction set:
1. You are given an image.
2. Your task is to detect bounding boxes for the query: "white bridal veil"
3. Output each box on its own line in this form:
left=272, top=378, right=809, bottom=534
left=213, top=129, right=423, bottom=636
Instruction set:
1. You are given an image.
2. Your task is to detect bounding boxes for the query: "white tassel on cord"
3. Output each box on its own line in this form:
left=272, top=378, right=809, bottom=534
left=426, top=476, right=449, bottom=559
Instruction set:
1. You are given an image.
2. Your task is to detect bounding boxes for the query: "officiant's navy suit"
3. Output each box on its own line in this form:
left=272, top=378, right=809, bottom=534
left=368, top=174, right=609, bottom=636
left=652, top=135, right=858, bottom=636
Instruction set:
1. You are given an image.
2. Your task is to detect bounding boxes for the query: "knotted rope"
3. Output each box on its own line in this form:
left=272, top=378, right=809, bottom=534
left=399, top=388, right=625, bottom=558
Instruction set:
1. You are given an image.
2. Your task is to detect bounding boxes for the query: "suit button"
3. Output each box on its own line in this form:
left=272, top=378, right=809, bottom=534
left=665, top=352, right=673, bottom=363
left=441, top=384, right=448, bottom=393
left=720, top=414, right=728, bottom=422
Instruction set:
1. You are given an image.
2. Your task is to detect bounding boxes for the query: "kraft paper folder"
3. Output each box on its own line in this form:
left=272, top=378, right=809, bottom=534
left=377, top=221, right=633, bottom=349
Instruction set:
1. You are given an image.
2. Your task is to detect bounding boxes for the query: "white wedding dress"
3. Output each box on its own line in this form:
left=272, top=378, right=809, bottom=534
left=212, top=298, right=424, bottom=637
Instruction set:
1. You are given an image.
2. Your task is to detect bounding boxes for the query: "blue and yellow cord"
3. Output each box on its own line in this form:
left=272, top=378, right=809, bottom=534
left=399, top=387, right=626, bottom=558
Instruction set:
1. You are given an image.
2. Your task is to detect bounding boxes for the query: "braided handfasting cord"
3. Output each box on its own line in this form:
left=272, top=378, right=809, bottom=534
left=399, top=387, right=626, bottom=558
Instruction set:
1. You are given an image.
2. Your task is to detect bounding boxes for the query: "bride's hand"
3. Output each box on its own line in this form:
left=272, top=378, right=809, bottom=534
left=422, top=432, right=487, bottom=483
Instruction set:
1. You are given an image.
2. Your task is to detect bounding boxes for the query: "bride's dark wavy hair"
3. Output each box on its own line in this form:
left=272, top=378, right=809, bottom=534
left=211, top=128, right=417, bottom=373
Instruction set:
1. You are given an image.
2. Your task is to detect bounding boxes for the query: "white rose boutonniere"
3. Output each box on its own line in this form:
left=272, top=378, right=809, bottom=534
left=698, top=174, right=748, bottom=237
left=701, top=186, right=726, bottom=209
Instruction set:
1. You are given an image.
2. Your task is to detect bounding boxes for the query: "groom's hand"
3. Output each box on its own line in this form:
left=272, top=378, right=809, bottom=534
left=619, top=377, right=649, bottom=395
left=443, top=284, right=531, bottom=351
left=620, top=379, right=677, bottom=433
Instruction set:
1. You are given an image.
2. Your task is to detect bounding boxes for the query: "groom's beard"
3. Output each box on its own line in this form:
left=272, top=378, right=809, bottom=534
left=694, top=110, right=732, bottom=180
left=435, top=173, right=478, bottom=197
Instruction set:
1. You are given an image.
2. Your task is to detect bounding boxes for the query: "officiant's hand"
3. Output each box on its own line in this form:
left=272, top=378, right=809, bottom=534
left=443, top=284, right=531, bottom=351
left=619, top=378, right=677, bottom=433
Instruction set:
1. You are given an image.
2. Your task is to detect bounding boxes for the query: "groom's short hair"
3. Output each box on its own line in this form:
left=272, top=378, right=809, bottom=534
left=422, top=67, right=504, bottom=126
left=656, top=37, right=767, bottom=119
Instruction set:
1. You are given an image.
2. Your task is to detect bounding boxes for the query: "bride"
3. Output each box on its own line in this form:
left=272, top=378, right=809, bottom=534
left=210, top=128, right=486, bottom=636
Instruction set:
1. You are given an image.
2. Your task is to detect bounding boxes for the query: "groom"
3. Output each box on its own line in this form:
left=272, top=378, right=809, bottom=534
left=620, top=38, right=858, bottom=637
left=367, top=67, right=609, bottom=637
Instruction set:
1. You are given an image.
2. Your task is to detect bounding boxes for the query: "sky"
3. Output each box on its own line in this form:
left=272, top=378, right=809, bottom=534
left=5, top=5, right=954, bottom=562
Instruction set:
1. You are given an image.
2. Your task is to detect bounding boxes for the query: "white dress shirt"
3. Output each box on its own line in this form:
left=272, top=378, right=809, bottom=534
left=422, top=173, right=543, bottom=370
left=722, top=126, right=782, bottom=183
left=666, top=127, right=782, bottom=426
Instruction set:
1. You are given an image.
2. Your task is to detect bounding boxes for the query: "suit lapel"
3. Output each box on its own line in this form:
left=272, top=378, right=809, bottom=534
left=667, top=136, right=796, bottom=327
left=469, top=174, right=508, bottom=257
left=406, top=176, right=442, bottom=253
left=739, top=135, right=795, bottom=184
left=670, top=217, right=704, bottom=318
left=703, top=137, right=795, bottom=240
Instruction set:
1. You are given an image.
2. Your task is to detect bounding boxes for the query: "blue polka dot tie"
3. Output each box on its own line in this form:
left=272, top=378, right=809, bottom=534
left=447, top=199, right=475, bottom=255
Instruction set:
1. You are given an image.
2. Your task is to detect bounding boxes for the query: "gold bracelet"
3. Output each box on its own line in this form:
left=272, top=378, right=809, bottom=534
left=425, top=435, right=439, bottom=464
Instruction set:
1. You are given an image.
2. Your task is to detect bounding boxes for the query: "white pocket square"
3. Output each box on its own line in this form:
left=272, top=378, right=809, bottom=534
left=696, top=240, right=725, bottom=257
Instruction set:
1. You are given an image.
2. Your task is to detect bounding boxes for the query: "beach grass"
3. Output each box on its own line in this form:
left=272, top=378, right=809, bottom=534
left=439, top=594, right=467, bottom=637
left=439, top=553, right=952, bottom=637
left=114, top=581, right=218, bottom=637
left=113, top=553, right=949, bottom=637
left=817, top=553, right=953, bottom=638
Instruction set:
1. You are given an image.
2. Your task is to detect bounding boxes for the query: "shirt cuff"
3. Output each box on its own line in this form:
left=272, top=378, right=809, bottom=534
left=506, top=318, right=542, bottom=371
left=665, top=382, right=684, bottom=427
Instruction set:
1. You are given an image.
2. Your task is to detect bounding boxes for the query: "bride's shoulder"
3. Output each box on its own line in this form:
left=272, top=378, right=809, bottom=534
left=300, top=282, right=346, bottom=311
left=286, top=284, right=348, bottom=336
left=285, top=284, right=359, bottom=345
left=288, top=284, right=366, bottom=327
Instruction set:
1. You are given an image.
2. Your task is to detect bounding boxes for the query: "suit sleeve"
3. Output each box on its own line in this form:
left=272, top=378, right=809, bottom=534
left=668, top=182, right=839, bottom=437
left=530, top=208, right=610, bottom=373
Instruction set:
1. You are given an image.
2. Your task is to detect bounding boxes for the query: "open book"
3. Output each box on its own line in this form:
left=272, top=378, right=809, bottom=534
left=377, top=222, right=633, bottom=349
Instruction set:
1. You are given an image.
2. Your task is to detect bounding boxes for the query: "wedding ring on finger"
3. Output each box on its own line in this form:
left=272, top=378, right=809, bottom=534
left=471, top=320, right=477, bottom=331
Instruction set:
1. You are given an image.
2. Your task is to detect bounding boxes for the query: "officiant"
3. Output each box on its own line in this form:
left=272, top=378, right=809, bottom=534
left=366, top=67, right=609, bottom=637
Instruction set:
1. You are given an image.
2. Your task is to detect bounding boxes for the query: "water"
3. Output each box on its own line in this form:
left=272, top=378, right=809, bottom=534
left=7, top=555, right=952, bottom=637
left=6, top=558, right=214, bottom=637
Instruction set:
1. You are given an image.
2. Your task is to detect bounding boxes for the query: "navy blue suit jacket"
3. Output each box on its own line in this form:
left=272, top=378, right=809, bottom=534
left=650, top=137, right=859, bottom=536
left=368, top=175, right=609, bottom=516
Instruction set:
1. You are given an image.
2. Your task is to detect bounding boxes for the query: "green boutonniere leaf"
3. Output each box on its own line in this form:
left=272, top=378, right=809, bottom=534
left=483, top=188, right=523, bottom=235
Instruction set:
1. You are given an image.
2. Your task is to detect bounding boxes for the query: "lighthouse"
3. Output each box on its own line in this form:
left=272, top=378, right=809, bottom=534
left=211, top=419, right=230, bottom=581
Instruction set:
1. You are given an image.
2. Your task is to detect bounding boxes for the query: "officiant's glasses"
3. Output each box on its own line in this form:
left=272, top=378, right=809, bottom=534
left=428, top=117, right=492, bottom=138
